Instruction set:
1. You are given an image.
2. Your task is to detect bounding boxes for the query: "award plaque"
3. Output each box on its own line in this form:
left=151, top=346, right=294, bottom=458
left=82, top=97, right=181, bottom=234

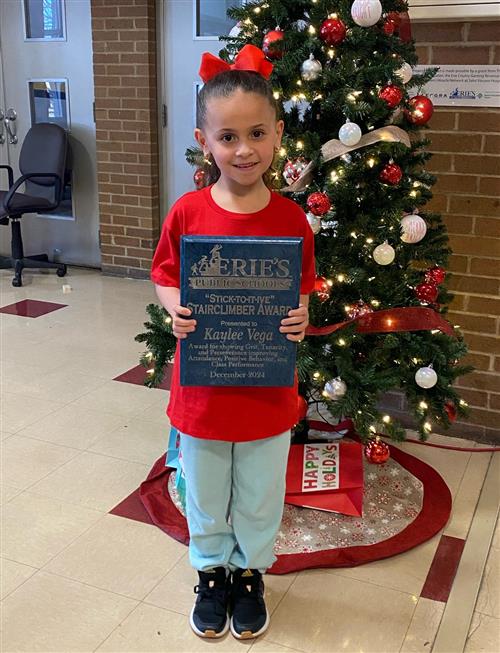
left=180, top=235, right=303, bottom=387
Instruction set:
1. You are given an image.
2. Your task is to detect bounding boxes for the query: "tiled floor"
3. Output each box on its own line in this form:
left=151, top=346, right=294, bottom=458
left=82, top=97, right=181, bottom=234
left=1, top=267, right=498, bottom=653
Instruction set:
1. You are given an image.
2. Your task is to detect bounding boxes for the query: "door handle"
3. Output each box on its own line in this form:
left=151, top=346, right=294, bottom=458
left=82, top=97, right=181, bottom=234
left=4, top=109, right=18, bottom=144
left=0, top=110, right=4, bottom=145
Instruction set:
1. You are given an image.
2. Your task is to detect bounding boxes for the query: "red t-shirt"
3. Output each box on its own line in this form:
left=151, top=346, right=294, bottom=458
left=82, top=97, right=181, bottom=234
left=151, top=184, right=316, bottom=442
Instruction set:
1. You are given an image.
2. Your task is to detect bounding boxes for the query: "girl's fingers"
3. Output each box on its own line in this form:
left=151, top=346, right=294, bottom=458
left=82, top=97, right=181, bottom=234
left=174, top=304, right=192, bottom=317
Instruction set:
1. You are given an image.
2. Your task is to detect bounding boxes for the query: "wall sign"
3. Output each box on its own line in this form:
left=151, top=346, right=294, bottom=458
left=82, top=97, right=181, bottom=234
left=414, top=65, right=500, bottom=107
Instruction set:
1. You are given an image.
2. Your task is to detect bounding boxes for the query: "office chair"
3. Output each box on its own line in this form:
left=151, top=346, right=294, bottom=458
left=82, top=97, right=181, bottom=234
left=0, top=122, right=68, bottom=287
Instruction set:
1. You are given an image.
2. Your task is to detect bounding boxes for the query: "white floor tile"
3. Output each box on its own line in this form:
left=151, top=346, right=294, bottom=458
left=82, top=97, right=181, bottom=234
left=0, top=558, right=37, bottom=599
left=1, top=392, right=66, bottom=434
left=1, top=434, right=80, bottom=490
left=465, top=612, right=500, bottom=653
left=45, top=513, right=185, bottom=600
left=28, top=450, right=150, bottom=512
left=2, top=491, right=104, bottom=567
left=264, top=569, right=416, bottom=653
left=1, top=570, right=138, bottom=652
left=17, top=404, right=127, bottom=450
left=89, top=416, right=168, bottom=465
left=96, top=601, right=246, bottom=652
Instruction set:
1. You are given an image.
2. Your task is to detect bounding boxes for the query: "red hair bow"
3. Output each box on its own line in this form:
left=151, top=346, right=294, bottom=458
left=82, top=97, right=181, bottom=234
left=199, top=44, right=273, bottom=83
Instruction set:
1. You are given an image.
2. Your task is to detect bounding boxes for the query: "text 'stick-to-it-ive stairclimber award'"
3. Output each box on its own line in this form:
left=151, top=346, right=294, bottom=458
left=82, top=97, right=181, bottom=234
left=180, top=236, right=303, bottom=386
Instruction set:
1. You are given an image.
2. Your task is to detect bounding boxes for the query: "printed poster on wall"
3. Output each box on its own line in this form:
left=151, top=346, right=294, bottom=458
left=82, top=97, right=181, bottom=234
left=414, top=65, right=500, bottom=107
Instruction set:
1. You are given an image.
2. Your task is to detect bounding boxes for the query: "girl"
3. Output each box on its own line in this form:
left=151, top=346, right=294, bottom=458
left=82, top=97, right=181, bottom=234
left=151, top=44, right=315, bottom=640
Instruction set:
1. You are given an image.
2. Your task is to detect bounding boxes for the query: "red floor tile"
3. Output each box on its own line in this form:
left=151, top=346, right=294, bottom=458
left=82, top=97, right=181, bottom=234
left=420, top=534, right=466, bottom=602
left=114, top=363, right=172, bottom=391
left=0, top=299, right=67, bottom=318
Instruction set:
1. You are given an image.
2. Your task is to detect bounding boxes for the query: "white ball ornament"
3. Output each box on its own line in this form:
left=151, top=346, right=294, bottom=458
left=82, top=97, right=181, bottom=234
left=351, top=0, right=383, bottom=27
left=301, top=54, right=322, bottom=81
left=324, top=377, right=347, bottom=400
left=373, top=241, right=395, bottom=265
left=395, top=62, right=413, bottom=84
left=338, top=119, right=362, bottom=146
left=229, top=22, right=242, bottom=38
left=415, top=365, right=438, bottom=389
left=306, top=212, right=322, bottom=234
left=400, top=214, right=427, bottom=243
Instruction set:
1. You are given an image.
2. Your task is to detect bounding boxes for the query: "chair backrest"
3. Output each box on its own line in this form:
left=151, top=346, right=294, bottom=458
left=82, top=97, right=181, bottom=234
left=19, top=123, right=68, bottom=192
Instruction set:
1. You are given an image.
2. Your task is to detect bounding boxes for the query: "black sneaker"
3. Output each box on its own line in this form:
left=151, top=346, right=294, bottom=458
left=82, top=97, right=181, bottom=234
left=230, top=568, right=269, bottom=639
left=190, top=567, right=229, bottom=638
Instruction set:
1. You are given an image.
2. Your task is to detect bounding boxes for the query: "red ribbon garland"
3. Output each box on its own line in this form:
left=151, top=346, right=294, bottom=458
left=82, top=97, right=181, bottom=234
left=306, top=307, right=456, bottom=338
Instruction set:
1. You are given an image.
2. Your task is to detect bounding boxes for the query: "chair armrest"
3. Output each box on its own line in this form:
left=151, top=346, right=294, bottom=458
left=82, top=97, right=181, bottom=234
left=0, top=164, right=14, bottom=188
left=3, top=172, right=62, bottom=214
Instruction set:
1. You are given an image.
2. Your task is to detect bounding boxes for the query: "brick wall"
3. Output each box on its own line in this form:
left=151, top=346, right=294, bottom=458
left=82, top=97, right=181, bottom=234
left=88, top=11, right=499, bottom=441
left=383, top=21, right=500, bottom=443
left=90, top=0, right=160, bottom=278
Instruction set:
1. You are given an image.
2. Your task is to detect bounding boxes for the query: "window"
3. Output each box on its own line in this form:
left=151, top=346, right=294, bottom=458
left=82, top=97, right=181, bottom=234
left=24, top=0, right=66, bottom=41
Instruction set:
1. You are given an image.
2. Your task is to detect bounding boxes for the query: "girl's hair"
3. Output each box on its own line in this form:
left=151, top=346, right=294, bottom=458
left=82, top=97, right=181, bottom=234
left=196, top=69, right=282, bottom=188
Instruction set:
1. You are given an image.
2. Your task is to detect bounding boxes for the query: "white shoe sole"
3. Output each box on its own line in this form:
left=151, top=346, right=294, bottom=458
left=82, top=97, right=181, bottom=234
left=230, top=608, right=270, bottom=640
left=189, top=605, right=229, bottom=639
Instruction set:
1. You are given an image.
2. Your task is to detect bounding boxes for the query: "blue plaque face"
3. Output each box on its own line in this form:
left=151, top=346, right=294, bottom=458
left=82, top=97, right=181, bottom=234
left=180, top=236, right=303, bottom=387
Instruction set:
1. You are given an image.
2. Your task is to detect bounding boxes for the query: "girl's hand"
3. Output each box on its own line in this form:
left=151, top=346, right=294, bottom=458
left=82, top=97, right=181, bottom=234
left=279, top=303, right=309, bottom=342
left=172, top=305, right=197, bottom=339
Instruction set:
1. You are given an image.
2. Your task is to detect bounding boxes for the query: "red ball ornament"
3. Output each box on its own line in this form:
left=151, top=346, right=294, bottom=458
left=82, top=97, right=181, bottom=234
left=425, top=266, right=446, bottom=285
left=444, top=401, right=457, bottom=423
left=415, top=282, right=439, bottom=304
left=314, top=275, right=330, bottom=302
left=379, top=84, right=404, bottom=108
left=405, top=95, right=434, bottom=125
left=364, top=437, right=390, bottom=464
left=262, top=29, right=285, bottom=59
left=379, top=162, right=402, bottom=185
left=319, top=18, right=347, bottom=46
left=193, top=168, right=206, bottom=190
left=307, top=192, right=331, bottom=216
left=297, top=395, right=308, bottom=421
left=383, top=12, right=400, bottom=35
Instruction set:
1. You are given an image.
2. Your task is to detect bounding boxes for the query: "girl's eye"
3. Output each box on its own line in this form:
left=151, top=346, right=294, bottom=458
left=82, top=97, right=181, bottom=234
left=221, top=134, right=235, bottom=143
left=252, top=130, right=265, bottom=138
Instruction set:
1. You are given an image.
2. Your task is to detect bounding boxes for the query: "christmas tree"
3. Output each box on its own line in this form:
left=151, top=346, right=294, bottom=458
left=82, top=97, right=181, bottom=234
left=136, top=0, right=471, bottom=441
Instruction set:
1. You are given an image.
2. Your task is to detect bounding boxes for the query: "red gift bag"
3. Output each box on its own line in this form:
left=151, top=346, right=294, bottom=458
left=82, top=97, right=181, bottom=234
left=285, top=441, right=364, bottom=516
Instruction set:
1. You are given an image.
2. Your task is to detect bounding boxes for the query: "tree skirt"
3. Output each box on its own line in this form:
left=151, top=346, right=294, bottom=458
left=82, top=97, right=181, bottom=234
left=139, top=442, right=451, bottom=574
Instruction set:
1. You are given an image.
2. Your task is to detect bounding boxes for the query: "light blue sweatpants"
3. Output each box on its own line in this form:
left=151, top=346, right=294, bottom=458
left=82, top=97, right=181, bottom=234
left=179, top=430, right=291, bottom=573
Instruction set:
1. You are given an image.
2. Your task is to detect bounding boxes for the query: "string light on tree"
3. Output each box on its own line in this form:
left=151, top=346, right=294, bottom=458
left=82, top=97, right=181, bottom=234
left=415, top=364, right=438, bottom=388
left=351, top=0, right=383, bottom=27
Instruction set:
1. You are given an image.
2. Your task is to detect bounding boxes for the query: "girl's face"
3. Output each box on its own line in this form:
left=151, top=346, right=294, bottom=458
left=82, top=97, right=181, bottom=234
left=195, top=89, right=284, bottom=191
